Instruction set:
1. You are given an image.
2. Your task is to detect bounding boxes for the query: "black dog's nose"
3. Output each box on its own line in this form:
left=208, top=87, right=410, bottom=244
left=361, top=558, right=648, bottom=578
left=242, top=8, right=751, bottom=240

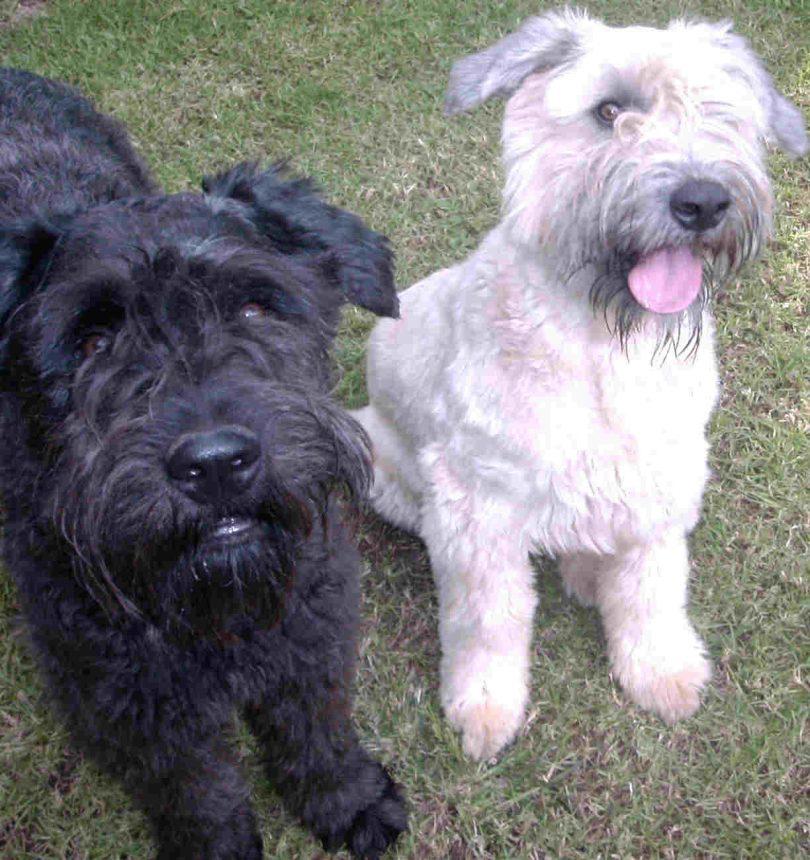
left=670, top=180, right=731, bottom=232
left=167, top=426, right=260, bottom=503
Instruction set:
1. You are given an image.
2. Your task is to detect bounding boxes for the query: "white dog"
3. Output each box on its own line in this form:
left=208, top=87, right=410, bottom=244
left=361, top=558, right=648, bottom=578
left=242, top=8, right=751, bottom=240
left=355, top=8, right=807, bottom=759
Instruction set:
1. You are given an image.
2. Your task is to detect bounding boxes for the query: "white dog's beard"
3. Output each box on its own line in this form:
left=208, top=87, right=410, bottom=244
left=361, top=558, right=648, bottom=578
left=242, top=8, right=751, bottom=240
left=557, top=249, right=709, bottom=355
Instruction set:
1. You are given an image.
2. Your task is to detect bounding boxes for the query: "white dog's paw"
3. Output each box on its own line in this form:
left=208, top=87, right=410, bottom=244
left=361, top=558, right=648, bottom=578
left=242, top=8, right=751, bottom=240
left=615, top=649, right=712, bottom=723
left=441, top=666, right=527, bottom=760
left=445, top=695, right=525, bottom=760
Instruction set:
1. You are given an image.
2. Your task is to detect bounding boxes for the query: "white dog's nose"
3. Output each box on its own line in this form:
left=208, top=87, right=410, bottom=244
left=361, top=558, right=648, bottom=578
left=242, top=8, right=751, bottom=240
left=670, top=180, right=731, bottom=231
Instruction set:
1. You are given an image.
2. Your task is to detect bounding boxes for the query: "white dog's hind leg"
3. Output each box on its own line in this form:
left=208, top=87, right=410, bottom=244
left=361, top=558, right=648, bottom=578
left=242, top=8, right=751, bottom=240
left=421, top=453, right=536, bottom=760
left=353, top=404, right=423, bottom=534
left=558, top=551, right=601, bottom=607
left=595, top=533, right=711, bottom=723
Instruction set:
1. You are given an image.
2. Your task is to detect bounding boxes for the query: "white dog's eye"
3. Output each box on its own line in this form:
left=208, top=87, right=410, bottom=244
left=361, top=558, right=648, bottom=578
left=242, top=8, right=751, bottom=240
left=595, top=101, right=623, bottom=126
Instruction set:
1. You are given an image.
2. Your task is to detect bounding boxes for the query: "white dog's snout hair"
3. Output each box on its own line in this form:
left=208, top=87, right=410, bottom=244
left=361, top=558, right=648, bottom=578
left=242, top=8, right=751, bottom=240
left=356, top=8, right=807, bottom=760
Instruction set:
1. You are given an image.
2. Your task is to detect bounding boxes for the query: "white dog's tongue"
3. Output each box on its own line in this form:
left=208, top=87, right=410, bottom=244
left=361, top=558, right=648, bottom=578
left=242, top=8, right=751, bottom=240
left=627, top=247, right=703, bottom=314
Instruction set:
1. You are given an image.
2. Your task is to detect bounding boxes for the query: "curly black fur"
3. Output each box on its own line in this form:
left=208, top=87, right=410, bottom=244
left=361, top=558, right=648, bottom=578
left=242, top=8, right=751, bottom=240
left=0, top=68, right=406, bottom=859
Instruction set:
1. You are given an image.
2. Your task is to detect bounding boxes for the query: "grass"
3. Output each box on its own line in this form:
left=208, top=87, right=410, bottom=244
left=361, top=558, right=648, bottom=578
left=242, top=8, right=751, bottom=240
left=0, top=0, right=807, bottom=857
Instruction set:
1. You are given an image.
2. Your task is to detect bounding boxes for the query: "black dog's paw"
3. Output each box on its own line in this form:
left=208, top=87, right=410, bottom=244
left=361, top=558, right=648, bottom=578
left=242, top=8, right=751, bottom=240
left=343, top=772, right=408, bottom=859
left=157, top=833, right=262, bottom=860
left=155, top=813, right=263, bottom=860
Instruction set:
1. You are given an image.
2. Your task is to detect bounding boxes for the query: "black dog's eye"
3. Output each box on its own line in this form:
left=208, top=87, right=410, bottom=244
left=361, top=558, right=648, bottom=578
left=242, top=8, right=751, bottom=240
left=78, top=332, right=112, bottom=360
left=595, top=100, right=623, bottom=126
left=238, top=302, right=270, bottom=321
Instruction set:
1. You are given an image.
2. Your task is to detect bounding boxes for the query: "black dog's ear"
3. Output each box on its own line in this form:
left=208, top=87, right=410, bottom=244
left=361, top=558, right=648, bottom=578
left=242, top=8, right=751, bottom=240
left=203, top=162, right=398, bottom=318
left=0, top=216, right=67, bottom=329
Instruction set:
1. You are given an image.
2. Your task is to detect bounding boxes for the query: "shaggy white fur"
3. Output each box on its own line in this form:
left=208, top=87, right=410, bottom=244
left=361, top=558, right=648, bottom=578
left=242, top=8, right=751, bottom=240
left=355, top=9, right=807, bottom=759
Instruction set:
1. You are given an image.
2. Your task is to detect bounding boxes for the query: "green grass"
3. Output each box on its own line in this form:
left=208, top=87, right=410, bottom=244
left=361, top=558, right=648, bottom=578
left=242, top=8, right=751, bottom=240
left=0, top=1, right=807, bottom=857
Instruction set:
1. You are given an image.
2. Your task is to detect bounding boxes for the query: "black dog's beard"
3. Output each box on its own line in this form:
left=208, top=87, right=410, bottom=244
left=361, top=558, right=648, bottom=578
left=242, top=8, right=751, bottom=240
left=117, top=487, right=310, bottom=642
left=54, top=472, right=315, bottom=643
left=140, top=519, right=299, bottom=645
left=65, top=516, right=301, bottom=645
left=47, top=382, right=370, bottom=636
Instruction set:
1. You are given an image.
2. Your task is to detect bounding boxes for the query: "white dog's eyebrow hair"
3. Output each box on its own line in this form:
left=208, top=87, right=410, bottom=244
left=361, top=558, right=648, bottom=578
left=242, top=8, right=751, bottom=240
left=584, top=73, right=651, bottom=111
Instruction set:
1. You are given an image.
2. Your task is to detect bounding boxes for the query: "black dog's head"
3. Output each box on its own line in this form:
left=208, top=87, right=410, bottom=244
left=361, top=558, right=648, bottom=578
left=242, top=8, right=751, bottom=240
left=0, top=164, right=397, bottom=638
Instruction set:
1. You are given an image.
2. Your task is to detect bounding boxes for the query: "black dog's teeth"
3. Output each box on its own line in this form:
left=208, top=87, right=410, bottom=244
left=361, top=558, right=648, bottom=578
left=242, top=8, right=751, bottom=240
left=212, top=516, right=253, bottom=538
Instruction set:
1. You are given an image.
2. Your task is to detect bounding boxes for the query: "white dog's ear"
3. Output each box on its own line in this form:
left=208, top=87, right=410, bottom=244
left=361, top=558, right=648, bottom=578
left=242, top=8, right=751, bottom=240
left=767, top=93, right=808, bottom=157
left=702, top=21, right=808, bottom=158
left=444, top=9, right=586, bottom=115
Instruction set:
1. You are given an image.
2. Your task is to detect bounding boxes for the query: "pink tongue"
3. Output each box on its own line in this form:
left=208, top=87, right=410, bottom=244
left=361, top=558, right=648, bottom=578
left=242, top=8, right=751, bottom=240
left=627, top=247, right=703, bottom=314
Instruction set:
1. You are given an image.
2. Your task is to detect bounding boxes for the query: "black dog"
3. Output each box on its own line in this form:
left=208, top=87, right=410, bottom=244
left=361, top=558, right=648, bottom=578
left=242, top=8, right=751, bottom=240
left=0, top=68, right=406, bottom=859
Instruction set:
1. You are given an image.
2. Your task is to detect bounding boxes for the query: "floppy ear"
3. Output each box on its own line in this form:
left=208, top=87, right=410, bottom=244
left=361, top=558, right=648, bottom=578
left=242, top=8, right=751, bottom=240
left=767, top=91, right=808, bottom=157
left=444, top=8, right=586, bottom=115
left=0, top=217, right=66, bottom=330
left=203, top=162, right=398, bottom=317
left=700, top=21, right=808, bottom=158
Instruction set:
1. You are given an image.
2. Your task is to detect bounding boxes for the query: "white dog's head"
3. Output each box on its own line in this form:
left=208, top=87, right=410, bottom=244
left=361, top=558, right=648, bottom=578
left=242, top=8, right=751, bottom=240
left=445, top=8, right=807, bottom=345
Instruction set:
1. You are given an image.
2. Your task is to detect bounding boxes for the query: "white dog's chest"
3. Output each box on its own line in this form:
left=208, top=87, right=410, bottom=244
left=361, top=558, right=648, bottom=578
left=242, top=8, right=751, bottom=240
left=458, top=324, right=718, bottom=553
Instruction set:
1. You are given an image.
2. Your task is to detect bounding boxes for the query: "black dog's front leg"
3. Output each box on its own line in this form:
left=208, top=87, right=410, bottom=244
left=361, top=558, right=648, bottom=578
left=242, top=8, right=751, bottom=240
left=27, top=593, right=265, bottom=860
left=113, top=732, right=263, bottom=860
left=246, top=675, right=406, bottom=859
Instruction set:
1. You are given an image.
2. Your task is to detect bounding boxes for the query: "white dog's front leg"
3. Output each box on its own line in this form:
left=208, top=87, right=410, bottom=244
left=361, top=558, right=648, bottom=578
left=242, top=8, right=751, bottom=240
left=596, top=533, right=711, bottom=723
left=421, top=466, right=536, bottom=760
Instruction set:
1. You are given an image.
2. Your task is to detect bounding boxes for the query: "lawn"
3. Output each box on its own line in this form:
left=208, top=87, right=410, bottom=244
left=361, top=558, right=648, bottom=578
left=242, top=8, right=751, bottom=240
left=0, top=1, right=807, bottom=857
